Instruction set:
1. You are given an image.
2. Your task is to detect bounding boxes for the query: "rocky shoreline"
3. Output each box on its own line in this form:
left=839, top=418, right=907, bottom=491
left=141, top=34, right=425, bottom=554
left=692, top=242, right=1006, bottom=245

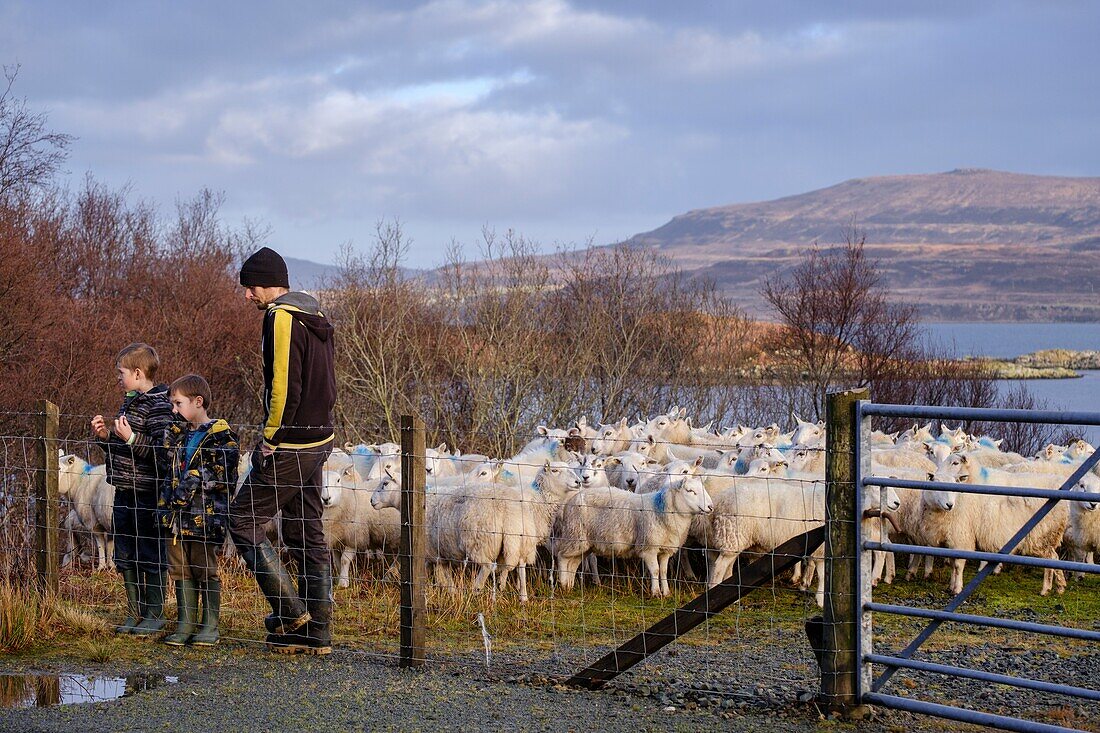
left=967, top=349, right=1100, bottom=379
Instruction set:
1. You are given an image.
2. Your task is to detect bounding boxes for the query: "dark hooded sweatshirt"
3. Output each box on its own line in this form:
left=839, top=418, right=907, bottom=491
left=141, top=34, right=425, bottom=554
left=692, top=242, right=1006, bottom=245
left=260, top=292, right=337, bottom=451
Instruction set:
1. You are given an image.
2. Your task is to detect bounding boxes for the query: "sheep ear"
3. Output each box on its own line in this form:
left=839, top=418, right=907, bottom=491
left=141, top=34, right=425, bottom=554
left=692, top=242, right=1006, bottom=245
left=343, top=442, right=355, bottom=452
left=538, top=425, right=549, bottom=437
left=678, top=408, right=687, bottom=418
left=994, top=439, right=1003, bottom=448
left=578, top=416, right=588, bottom=428
left=568, top=427, right=581, bottom=437
left=604, top=457, right=620, bottom=467
left=436, top=443, right=447, bottom=453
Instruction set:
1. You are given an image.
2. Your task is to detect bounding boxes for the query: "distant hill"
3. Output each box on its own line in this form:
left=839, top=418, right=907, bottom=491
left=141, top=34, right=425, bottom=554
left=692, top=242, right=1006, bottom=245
left=284, top=256, right=340, bottom=292
left=625, top=169, right=1100, bottom=321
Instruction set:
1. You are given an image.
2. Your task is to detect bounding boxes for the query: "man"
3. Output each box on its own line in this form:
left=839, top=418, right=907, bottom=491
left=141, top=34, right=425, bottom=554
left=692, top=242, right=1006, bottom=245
left=230, top=247, right=337, bottom=655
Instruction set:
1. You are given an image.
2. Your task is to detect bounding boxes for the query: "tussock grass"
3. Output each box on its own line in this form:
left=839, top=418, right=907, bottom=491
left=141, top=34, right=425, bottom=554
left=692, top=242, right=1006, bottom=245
left=19, top=554, right=1100, bottom=664
left=1, top=580, right=112, bottom=653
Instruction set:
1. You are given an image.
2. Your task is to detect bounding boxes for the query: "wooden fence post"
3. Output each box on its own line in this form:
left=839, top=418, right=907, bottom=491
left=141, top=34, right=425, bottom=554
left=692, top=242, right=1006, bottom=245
left=36, top=399, right=60, bottom=594
left=399, top=415, right=427, bottom=667
left=820, top=388, right=869, bottom=708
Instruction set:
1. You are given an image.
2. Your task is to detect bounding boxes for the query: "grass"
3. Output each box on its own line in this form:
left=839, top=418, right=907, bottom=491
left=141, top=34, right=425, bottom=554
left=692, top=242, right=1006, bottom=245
left=25, top=554, right=1099, bottom=663
left=0, top=581, right=111, bottom=654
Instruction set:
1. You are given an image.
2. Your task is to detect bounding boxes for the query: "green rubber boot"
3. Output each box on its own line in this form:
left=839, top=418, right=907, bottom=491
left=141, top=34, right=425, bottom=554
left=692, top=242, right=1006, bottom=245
left=132, top=570, right=168, bottom=637
left=114, top=568, right=143, bottom=634
left=190, top=579, right=221, bottom=647
left=163, top=579, right=199, bottom=646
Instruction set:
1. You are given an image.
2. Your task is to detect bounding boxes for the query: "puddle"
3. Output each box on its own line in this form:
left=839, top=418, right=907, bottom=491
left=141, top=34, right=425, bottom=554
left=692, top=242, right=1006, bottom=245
left=0, top=673, right=178, bottom=708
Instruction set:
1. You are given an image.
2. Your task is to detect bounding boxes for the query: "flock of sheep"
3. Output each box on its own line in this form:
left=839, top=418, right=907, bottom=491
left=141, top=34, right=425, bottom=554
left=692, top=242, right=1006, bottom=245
left=56, top=405, right=1100, bottom=607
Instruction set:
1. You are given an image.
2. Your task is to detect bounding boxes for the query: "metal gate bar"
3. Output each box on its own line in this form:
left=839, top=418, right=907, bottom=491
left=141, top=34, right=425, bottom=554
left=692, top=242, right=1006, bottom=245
left=863, top=476, right=1100, bottom=503
left=865, top=602, right=1100, bottom=642
left=863, top=541, right=1100, bottom=575
left=867, top=440, right=1100, bottom=692
left=861, top=692, right=1082, bottom=733
left=866, top=654, right=1100, bottom=702
left=853, top=400, right=1100, bottom=732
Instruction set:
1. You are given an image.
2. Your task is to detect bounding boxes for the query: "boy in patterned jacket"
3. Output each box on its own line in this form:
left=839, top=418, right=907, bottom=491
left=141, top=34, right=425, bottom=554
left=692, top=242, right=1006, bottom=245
left=159, top=374, right=239, bottom=646
left=91, top=343, right=174, bottom=636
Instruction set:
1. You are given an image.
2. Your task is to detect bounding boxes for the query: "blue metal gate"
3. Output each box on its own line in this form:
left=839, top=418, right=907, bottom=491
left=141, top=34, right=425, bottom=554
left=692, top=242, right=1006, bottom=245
left=854, top=402, right=1100, bottom=733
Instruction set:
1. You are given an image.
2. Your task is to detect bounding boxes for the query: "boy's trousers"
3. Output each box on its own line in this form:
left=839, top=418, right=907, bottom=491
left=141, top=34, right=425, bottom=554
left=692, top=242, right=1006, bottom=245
left=113, top=488, right=166, bottom=574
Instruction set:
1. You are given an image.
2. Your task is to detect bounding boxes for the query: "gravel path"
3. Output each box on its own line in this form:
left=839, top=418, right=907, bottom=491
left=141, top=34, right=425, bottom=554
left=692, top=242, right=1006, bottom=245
left=2, top=626, right=1097, bottom=733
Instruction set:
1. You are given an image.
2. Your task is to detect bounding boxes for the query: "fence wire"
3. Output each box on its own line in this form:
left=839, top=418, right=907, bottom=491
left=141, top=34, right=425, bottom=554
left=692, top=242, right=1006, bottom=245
left=2, top=407, right=1098, bottom=726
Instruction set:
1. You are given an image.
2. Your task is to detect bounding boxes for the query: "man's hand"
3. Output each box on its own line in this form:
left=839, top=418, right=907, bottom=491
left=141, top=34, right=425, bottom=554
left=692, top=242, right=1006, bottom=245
left=91, top=415, right=109, bottom=440
left=260, top=443, right=275, bottom=457
left=114, top=414, right=134, bottom=442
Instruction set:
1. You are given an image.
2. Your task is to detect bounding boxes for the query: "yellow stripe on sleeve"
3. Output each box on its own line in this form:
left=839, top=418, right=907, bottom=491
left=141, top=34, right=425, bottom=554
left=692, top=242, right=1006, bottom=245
left=263, top=308, right=294, bottom=443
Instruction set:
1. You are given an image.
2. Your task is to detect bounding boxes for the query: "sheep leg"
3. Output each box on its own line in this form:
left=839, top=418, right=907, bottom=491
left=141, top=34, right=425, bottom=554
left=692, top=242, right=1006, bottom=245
left=814, top=559, right=825, bottom=607
left=800, top=558, right=817, bottom=590
left=335, top=548, right=354, bottom=588
left=871, top=550, right=886, bottom=587
left=472, top=562, right=496, bottom=592
left=789, top=561, right=802, bottom=585
left=905, top=553, right=920, bottom=581
left=657, top=553, right=672, bottom=596
left=643, top=553, right=663, bottom=596
left=582, top=554, right=601, bottom=586
left=950, top=558, right=966, bottom=594
left=1051, top=551, right=1067, bottom=595
left=883, top=551, right=896, bottom=585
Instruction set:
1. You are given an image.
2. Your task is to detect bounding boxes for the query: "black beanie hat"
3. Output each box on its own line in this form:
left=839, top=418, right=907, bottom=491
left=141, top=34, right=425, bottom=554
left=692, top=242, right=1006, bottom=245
left=239, top=247, right=290, bottom=288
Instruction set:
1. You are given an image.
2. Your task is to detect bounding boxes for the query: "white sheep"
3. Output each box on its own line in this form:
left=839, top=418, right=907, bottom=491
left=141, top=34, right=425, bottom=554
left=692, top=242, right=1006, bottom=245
left=1063, top=471, right=1100, bottom=580
left=790, top=415, right=825, bottom=448
left=555, top=475, right=713, bottom=596
left=871, top=446, right=937, bottom=474
left=348, top=442, right=400, bottom=480
left=926, top=454, right=1068, bottom=595
left=636, top=457, right=704, bottom=494
left=320, top=466, right=401, bottom=588
left=58, top=454, right=114, bottom=570
left=590, top=419, right=635, bottom=456
left=437, top=461, right=582, bottom=602
left=604, top=451, right=660, bottom=492
left=702, top=476, right=899, bottom=607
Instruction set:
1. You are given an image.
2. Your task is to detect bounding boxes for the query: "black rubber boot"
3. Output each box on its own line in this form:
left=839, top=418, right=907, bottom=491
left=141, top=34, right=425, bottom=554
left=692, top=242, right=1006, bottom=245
left=163, top=579, right=199, bottom=646
left=237, top=541, right=310, bottom=643
left=190, top=579, right=221, bottom=647
left=132, top=570, right=168, bottom=636
left=274, top=561, right=332, bottom=656
left=115, top=568, right=143, bottom=634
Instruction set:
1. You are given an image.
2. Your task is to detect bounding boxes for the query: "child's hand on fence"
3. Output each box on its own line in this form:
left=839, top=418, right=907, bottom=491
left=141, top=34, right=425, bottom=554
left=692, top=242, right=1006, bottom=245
left=91, top=415, right=109, bottom=440
left=113, top=414, right=133, bottom=442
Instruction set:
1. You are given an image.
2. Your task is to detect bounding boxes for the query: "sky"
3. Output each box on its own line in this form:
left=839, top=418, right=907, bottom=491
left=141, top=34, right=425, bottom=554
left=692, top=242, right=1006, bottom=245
left=2, top=1, right=1098, bottom=266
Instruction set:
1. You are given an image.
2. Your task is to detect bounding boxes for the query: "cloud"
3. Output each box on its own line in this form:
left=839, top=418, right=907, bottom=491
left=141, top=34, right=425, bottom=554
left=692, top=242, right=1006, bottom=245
left=1, top=0, right=1097, bottom=265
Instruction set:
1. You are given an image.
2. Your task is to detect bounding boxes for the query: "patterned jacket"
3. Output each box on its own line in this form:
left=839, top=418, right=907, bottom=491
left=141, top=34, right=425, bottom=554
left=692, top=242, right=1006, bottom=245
left=158, top=418, right=239, bottom=542
left=96, top=384, right=174, bottom=494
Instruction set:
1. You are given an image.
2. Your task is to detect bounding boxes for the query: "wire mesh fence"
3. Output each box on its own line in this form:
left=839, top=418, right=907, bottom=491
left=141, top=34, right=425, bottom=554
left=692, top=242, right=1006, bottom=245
left=3, top=400, right=1099, bottom=727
